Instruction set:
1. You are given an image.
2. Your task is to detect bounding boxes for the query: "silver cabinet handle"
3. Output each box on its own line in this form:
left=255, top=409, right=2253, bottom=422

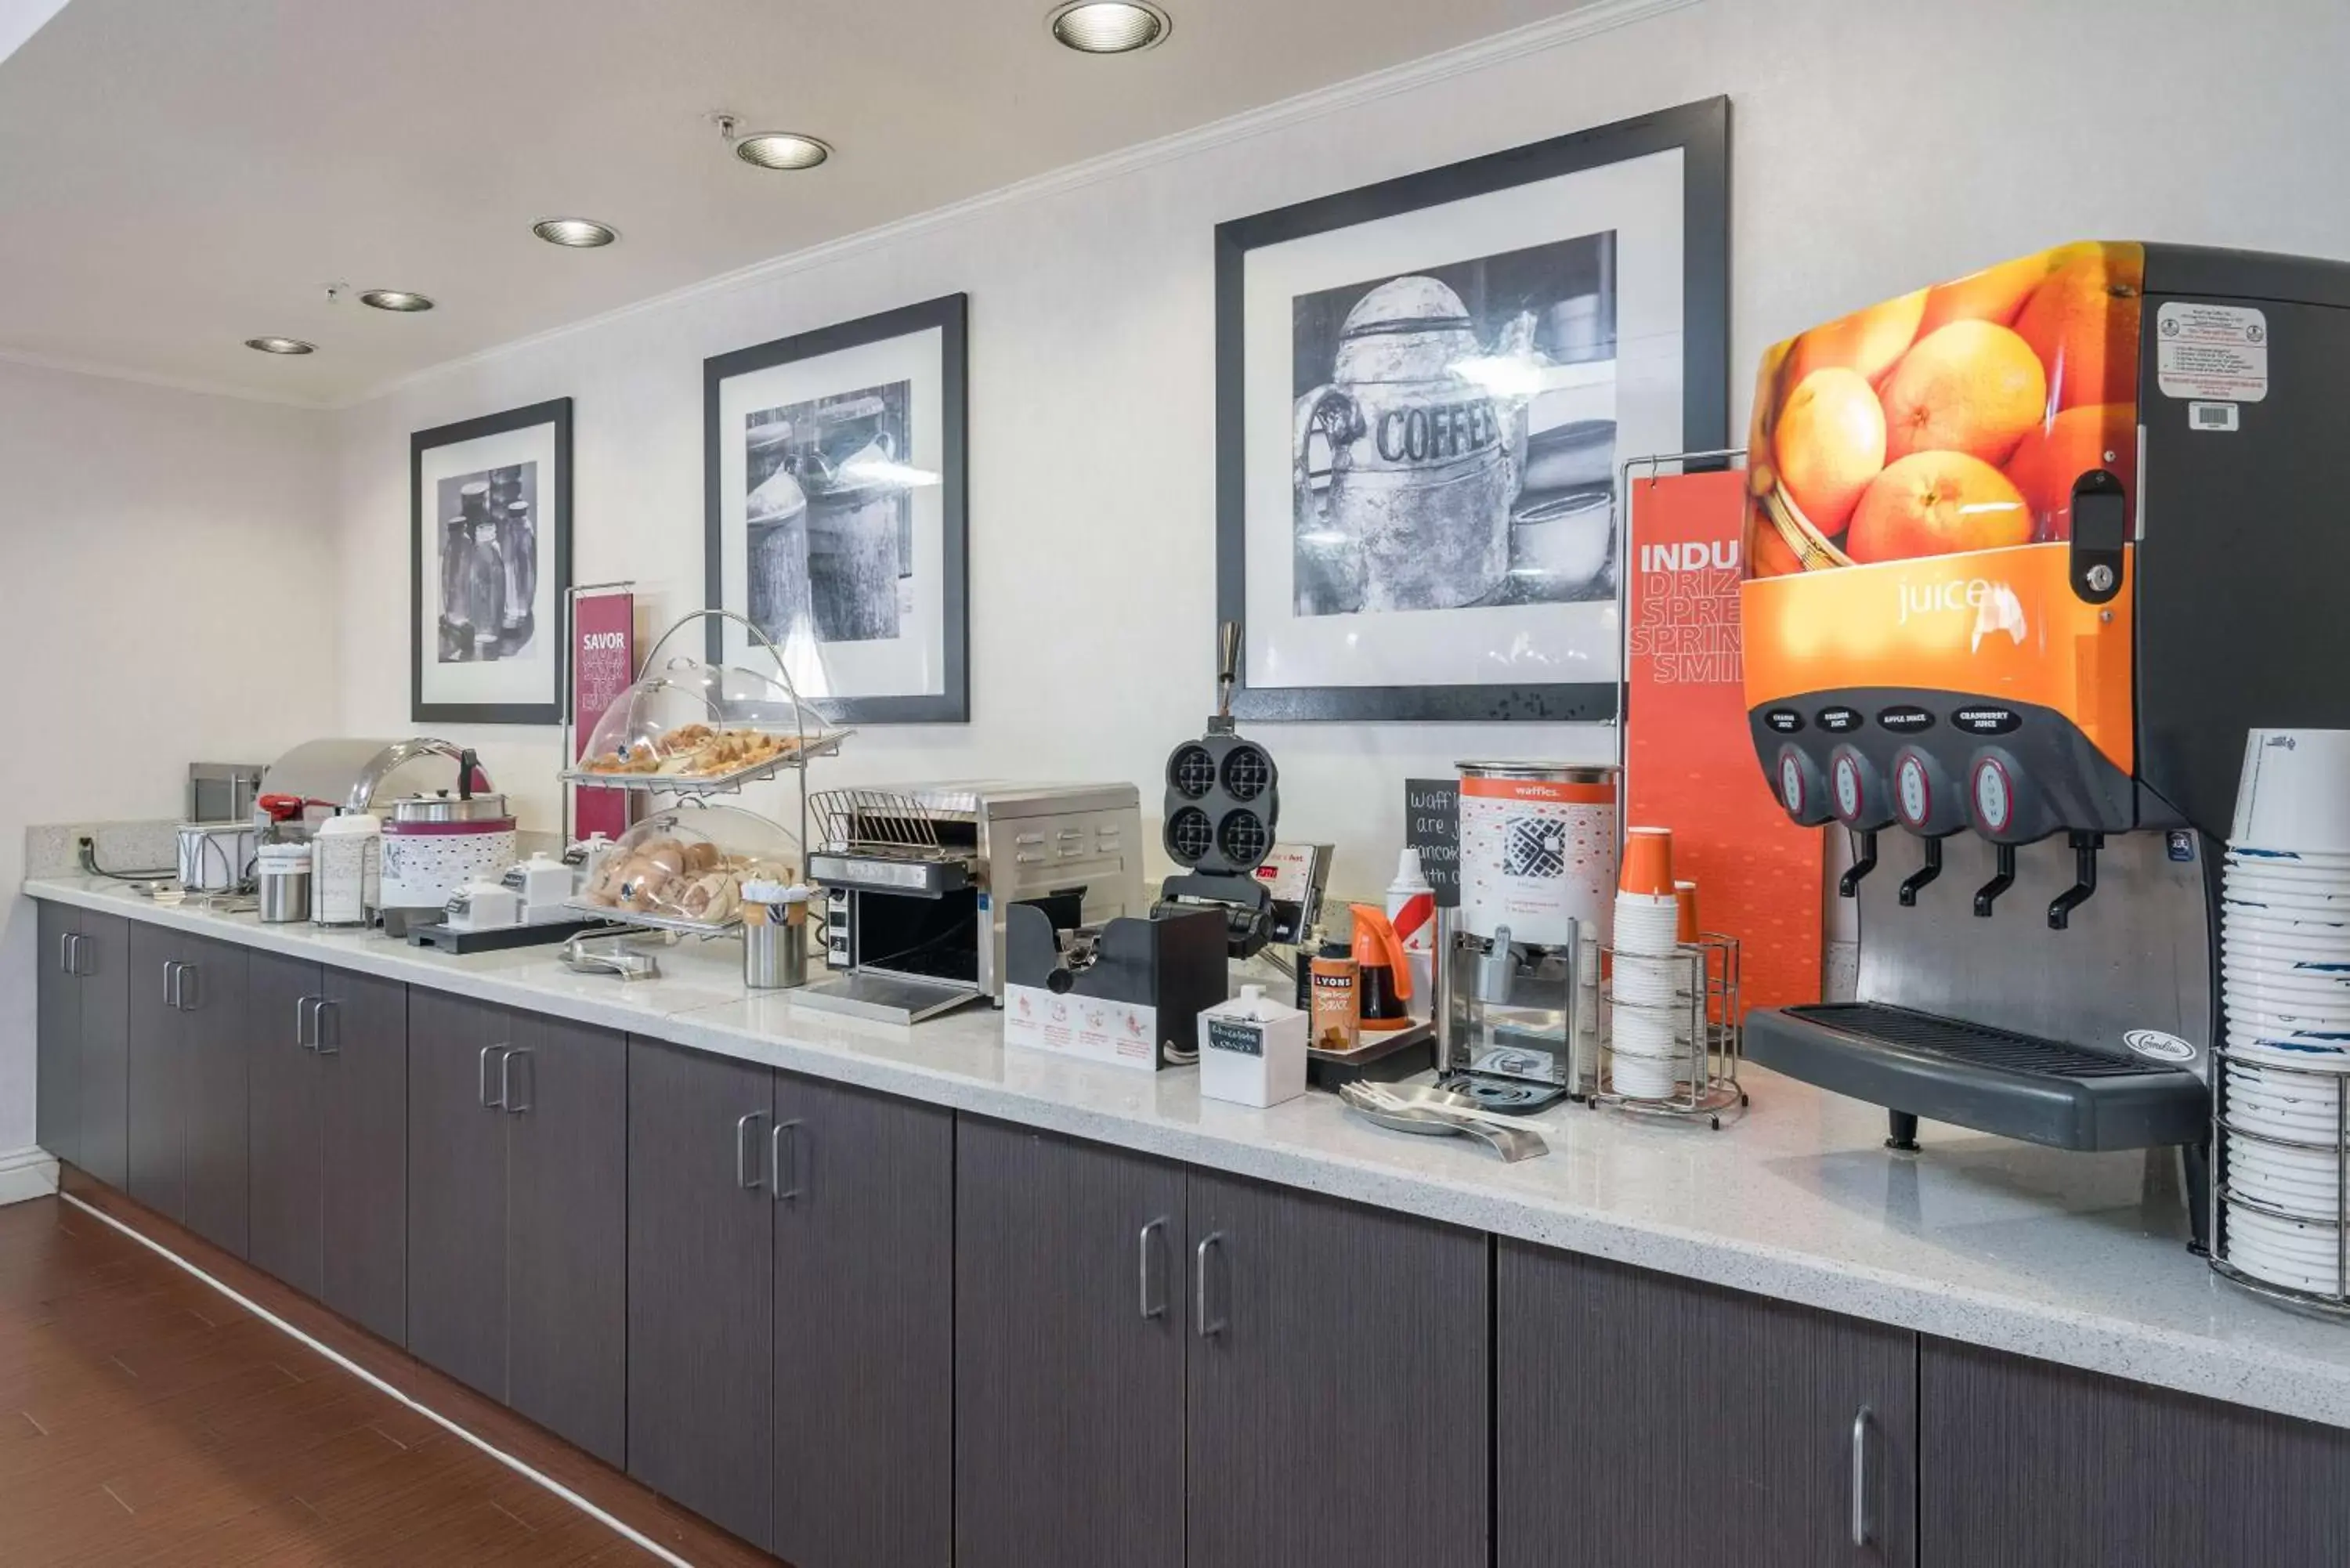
left=59, top=931, right=74, bottom=974
left=1195, top=1232, right=1227, bottom=1338
left=1850, top=1405, right=1874, bottom=1548
left=770, top=1118, right=804, bottom=1202
left=72, top=933, right=90, bottom=976
left=736, top=1111, right=768, bottom=1190
left=501, top=1047, right=532, bottom=1115
left=295, top=995, right=313, bottom=1050
left=313, top=998, right=340, bottom=1057
left=1139, top=1218, right=1167, bottom=1320
left=164, top=959, right=183, bottom=1010
left=479, top=1044, right=506, bottom=1109
left=178, top=962, right=201, bottom=1013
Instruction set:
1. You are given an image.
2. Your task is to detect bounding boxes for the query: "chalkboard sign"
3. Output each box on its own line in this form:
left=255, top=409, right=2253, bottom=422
left=1404, top=779, right=1460, bottom=909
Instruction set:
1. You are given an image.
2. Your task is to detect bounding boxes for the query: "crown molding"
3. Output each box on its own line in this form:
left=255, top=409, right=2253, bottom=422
left=0, top=345, right=329, bottom=410
left=337, top=0, right=1701, bottom=409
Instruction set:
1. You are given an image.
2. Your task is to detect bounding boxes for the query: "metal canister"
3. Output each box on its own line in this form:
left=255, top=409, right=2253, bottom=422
left=1294, top=276, right=1529, bottom=613
left=743, top=881, right=813, bottom=990
left=1455, top=761, right=1620, bottom=949
left=257, top=844, right=313, bottom=923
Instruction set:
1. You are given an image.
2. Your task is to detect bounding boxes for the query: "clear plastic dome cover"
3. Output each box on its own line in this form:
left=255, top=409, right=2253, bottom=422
left=577, top=657, right=837, bottom=780
left=571, top=804, right=801, bottom=930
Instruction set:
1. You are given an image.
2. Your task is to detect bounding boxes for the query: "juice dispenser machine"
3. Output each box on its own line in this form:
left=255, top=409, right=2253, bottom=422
left=1739, top=242, right=2350, bottom=1249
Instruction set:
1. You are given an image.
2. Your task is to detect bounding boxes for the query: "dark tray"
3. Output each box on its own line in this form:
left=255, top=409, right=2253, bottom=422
left=1746, top=1002, right=2209, bottom=1151
left=1308, top=1022, right=1437, bottom=1093
left=407, top=919, right=598, bottom=956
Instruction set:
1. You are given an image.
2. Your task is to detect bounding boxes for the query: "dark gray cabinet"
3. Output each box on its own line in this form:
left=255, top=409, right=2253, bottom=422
left=36, top=900, right=79, bottom=1168
left=1922, top=1336, right=2350, bottom=1566
left=37, top=904, right=128, bottom=1184
left=1187, top=1171, right=1489, bottom=1568
left=627, top=1040, right=955, bottom=1565
left=504, top=1010, right=627, bottom=1468
left=1497, top=1241, right=1917, bottom=1568
left=125, top=923, right=249, bottom=1255
left=407, top=992, right=626, bottom=1463
left=244, top=951, right=408, bottom=1343
left=771, top=1074, right=953, bottom=1568
left=627, top=1038, right=776, bottom=1549
left=955, top=1120, right=1188, bottom=1568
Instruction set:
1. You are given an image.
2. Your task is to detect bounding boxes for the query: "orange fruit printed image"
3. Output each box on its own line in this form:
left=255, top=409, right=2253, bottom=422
left=1846, top=451, right=2031, bottom=563
left=1878, top=321, right=2048, bottom=464
left=2005, top=403, right=2135, bottom=537
left=2015, top=255, right=2142, bottom=410
left=1773, top=367, right=1885, bottom=535
left=1784, top=287, right=1927, bottom=388
left=1748, top=511, right=1807, bottom=577
left=1914, top=248, right=2077, bottom=337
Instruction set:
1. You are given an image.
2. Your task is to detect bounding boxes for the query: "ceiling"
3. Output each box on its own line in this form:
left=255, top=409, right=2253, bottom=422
left=0, top=0, right=1606, bottom=403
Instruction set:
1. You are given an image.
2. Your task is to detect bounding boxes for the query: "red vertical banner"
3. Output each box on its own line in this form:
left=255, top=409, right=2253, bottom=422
left=1625, top=471, right=1822, bottom=1012
left=571, top=592, right=635, bottom=842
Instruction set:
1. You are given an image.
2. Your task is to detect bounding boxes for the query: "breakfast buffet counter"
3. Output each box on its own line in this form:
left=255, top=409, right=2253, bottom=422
left=26, top=872, right=2350, bottom=1432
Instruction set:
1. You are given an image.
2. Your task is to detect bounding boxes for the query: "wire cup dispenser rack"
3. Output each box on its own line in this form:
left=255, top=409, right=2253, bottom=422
left=2210, top=1042, right=2350, bottom=1320
left=1593, top=931, right=1748, bottom=1129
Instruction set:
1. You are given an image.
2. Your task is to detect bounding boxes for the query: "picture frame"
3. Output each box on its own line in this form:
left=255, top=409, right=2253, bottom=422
left=1213, top=96, right=1730, bottom=722
left=703, top=293, right=970, bottom=724
left=410, top=397, right=573, bottom=724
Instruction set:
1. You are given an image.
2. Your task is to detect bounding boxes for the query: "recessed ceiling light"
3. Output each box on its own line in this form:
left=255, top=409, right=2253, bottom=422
left=244, top=337, right=315, bottom=355
left=1049, top=0, right=1169, bottom=53
left=359, top=289, right=434, bottom=313
left=533, top=216, right=618, bottom=247
left=734, top=132, right=831, bottom=171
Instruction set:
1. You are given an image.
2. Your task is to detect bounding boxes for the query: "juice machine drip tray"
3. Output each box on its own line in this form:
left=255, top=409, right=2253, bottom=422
left=1747, top=1003, right=2209, bottom=1152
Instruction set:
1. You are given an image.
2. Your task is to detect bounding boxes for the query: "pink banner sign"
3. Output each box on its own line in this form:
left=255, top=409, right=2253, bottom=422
left=571, top=592, right=635, bottom=841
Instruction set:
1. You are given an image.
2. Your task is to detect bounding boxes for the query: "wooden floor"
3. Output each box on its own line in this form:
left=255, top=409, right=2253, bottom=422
left=0, top=1190, right=767, bottom=1567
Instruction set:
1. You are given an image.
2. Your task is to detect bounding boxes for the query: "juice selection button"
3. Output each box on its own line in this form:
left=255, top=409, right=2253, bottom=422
left=1953, top=706, right=2024, bottom=735
left=1763, top=708, right=1806, bottom=734
left=1876, top=705, right=1935, bottom=733
left=1817, top=706, right=1864, bottom=734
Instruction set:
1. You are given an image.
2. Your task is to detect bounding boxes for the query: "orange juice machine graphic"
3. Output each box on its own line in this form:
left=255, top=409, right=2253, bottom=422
left=1737, top=242, right=2350, bottom=1248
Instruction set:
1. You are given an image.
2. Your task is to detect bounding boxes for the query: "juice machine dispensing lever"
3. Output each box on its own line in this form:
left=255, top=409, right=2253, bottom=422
left=1738, top=241, right=2350, bottom=1249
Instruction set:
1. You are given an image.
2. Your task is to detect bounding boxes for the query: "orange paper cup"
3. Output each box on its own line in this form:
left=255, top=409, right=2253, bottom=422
left=1675, top=880, right=1700, bottom=944
left=1620, top=826, right=1675, bottom=897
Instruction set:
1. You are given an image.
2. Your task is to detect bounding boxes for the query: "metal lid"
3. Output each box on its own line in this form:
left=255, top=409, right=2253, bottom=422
left=389, top=789, right=510, bottom=823
left=1455, top=761, right=1620, bottom=782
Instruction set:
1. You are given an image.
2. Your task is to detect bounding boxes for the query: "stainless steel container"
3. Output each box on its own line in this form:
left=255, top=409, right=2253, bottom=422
left=257, top=845, right=313, bottom=924
left=743, top=883, right=812, bottom=990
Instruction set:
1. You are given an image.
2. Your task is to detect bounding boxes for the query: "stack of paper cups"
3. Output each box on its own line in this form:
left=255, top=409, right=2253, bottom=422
left=1613, top=828, right=1683, bottom=1099
left=2220, top=728, right=2350, bottom=1295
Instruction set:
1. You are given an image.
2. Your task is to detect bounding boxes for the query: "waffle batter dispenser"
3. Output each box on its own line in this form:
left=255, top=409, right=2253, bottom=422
left=1740, top=242, right=2350, bottom=1248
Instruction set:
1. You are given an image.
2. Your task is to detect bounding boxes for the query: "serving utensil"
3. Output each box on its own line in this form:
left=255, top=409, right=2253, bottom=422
left=1340, top=1082, right=1547, bottom=1162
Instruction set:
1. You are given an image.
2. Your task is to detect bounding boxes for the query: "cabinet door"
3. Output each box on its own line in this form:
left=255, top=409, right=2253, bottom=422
left=628, top=1039, right=775, bottom=1551
left=319, top=969, right=407, bottom=1346
left=1922, top=1337, right=2350, bottom=1566
left=772, top=1076, right=953, bottom=1568
left=955, top=1119, right=1187, bottom=1568
left=125, top=921, right=185, bottom=1221
left=1497, top=1242, right=1916, bottom=1568
left=35, top=902, right=78, bottom=1167
left=504, top=1012, right=627, bottom=1466
left=406, top=988, right=510, bottom=1402
left=75, top=912, right=132, bottom=1190
left=244, top=950, right=324, bottom=1298
left=1187, top=1171, right=1489, bottom=1568
left=178, top=936, right=250, bottom=1257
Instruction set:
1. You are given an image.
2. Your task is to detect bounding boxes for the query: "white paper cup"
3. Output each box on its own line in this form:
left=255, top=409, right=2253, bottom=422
left=1611, top=1052, right=1679, bottom=1100
left=1612, top=900, right=1682, bottom=957
left=2232, top=729, right=2350, bottom=854
left=1612, top=953, right=1692, bottom=1007
left=2229, top=1036, right=2350, bottom=1072
left=2231, top=846, right=2350, bottom=869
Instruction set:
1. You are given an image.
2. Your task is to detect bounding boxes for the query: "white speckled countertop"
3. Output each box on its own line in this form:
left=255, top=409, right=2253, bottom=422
left=26, top=873, right=2350, bottom=1429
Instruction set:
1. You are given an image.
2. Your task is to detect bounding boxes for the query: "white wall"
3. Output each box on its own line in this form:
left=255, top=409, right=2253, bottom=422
left=0, top=359, right=336, bottom=1156
left=331, top=0, right=2350, bottom=895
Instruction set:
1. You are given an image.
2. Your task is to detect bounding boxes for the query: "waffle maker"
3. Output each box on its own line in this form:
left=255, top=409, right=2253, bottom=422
left=1155, top=624, right=1289, bottom=958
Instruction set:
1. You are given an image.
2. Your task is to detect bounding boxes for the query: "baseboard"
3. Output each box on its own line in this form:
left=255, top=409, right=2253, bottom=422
left=0, top=1145, right=61, bottom=1205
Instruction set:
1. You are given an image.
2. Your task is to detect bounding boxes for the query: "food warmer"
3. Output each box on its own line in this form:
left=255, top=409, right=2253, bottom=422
left=255, top=738, right=492, bottom=841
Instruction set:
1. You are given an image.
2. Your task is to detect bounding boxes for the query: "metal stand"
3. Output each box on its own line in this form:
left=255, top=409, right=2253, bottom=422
left=1592, top=931, right=1748, bottom=1129
left=2210, top=1040, right=2350, bottom=1319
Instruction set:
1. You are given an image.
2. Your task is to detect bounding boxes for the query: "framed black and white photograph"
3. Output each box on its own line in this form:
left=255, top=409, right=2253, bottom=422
left=410, top=397, right=572, bottom=724
left=704, top=293, right=969, bottom=724
left=1215, top=96, right=1729, bottom=721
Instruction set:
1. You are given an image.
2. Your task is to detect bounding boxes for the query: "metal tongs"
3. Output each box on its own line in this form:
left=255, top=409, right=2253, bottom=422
left=1340, top=1081, right=1549, bottom=1162
left=560, top=933, right=663, bottom=982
